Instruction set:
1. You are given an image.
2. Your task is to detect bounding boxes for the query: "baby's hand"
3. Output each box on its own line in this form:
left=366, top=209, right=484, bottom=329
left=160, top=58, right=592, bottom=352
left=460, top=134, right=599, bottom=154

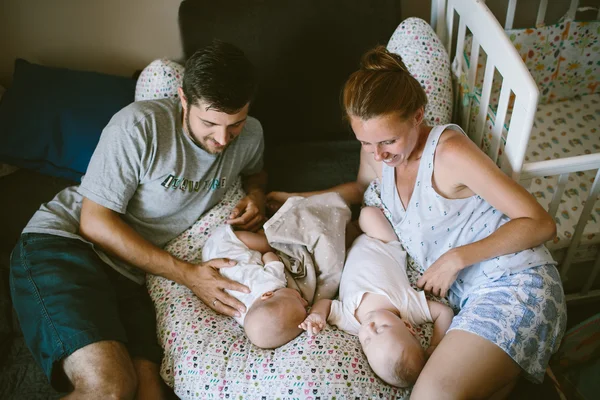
left=299, top=313, right=326, bottom=335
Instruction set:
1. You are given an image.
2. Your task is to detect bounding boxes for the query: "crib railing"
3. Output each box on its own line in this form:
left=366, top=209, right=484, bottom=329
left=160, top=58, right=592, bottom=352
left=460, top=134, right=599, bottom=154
left=521, top=156, right=600, bottom=302
left=431, top=0, right=538, bottom=181
left=431, top=0, right=600, bottom=302
left=503, top=0, right=600, bottom=29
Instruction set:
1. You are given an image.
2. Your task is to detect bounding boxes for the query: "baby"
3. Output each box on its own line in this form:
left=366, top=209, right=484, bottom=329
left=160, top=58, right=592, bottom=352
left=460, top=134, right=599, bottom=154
left=299, top=206, right=454, bottom=387
left=202, top=224, right=308, bottom=349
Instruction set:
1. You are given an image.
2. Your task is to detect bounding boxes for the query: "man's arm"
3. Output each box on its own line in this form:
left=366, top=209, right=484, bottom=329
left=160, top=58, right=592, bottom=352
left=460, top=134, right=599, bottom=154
left=79, top=197, right=249, bottom=317
left=227, top=169, right=268, bottom=231
left=426, top=300, right=454, bottom=356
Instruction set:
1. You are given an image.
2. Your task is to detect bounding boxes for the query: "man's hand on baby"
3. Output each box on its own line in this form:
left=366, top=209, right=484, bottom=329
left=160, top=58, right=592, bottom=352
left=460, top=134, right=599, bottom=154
left=299, top=313, right=326, bottom=335
left=227, top=191, right=266, bottom=232
left=182, top=258, right=250, bottom=318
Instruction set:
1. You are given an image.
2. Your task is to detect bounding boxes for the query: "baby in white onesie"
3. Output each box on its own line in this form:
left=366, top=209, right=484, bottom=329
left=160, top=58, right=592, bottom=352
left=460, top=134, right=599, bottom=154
left=300, top=206, right=454, bottom=387
left=203, top=225, right=308, bottom=349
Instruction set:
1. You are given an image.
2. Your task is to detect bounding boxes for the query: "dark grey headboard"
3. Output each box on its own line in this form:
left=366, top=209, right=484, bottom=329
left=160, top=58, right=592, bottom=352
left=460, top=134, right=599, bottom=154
left=178, top=0, right=402, bottom=144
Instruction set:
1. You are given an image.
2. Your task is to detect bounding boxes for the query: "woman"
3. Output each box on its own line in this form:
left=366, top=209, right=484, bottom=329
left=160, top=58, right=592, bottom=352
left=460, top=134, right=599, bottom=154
left=267, top=45, right=566, bottom=399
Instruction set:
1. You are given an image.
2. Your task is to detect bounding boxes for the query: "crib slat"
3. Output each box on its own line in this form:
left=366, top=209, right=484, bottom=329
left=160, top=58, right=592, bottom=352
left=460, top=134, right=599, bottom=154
left=489, top=80, right=511, bottom=164
left=473, top=61, right=495, bottom=149
left=536, top=0, right=548, bottom=26
left=548, top=173, right=570, bottom=219
left=567, top=0, right=580, bottom=20
left=432, top=0, right=448, bottom=42
left=535, top=0, right=548, bottom=26
left=461, top=34, right=481, bottom=135
left=581, top=251, right=600, bottom=295
left=455, top=19, right=467, bottom=72
left=560, top=168, right=600, bottom=281
left=431, top=0, right=440, bottom=31
left=445, top=0, right=456, bottom=55
left=505, top=0, right=517, bottom=29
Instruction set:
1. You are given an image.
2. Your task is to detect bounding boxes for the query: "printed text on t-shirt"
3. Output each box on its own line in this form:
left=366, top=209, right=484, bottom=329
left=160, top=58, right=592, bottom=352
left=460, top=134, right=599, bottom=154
left=161, top=174, right=227, bottom=191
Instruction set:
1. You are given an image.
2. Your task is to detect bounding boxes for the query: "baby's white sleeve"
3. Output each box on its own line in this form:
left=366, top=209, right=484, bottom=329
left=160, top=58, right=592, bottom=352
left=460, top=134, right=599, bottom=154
left=327, top=300, right=361, bottom=336
left=263, top=261, right=286, bottom=285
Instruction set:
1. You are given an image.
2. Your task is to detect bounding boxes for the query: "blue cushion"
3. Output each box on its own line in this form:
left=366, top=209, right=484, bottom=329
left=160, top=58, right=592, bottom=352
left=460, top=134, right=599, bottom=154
left=0, top=59, right=136, bottom=181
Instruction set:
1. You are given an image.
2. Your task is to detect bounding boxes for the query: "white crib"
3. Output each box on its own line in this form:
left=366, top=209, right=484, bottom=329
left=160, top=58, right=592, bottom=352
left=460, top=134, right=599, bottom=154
left=431, top=0, right=600, bottom=302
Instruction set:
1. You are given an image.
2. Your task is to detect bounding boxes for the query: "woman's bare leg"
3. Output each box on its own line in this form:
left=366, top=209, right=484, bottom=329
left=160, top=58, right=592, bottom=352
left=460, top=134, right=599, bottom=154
left=411, top=330, right=521, bottom=400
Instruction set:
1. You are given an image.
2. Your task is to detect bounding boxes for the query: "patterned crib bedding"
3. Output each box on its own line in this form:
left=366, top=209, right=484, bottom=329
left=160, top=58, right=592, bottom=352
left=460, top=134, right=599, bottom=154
left=457, top=17, right=600, bottom=263
left=147, top=178, right=438, bottom=400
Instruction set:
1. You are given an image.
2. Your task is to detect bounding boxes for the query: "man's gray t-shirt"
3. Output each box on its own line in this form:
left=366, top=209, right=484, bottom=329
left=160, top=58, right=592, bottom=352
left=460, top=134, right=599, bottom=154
left=24, top=97, right=264, bottom=284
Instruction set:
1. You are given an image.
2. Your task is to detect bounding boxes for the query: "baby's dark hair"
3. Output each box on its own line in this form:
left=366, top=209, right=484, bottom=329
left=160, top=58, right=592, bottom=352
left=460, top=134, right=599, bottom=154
left=386, top=346, right=426, bottom=387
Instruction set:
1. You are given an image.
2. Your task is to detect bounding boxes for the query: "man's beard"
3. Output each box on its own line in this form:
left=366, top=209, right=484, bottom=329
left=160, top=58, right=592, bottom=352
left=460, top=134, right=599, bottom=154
left=184, top=110, right=218, bottom=154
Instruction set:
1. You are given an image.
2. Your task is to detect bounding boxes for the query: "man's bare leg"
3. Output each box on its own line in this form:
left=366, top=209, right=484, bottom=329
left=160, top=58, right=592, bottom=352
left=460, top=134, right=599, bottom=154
left=133, top=358, right=169, bottom=400
left=61, top=340, right=137, bottom=400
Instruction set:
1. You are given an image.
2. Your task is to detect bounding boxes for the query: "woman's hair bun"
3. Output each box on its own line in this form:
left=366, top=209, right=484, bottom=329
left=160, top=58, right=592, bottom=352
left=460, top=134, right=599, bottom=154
left=361, top=45, right=408, bottom=73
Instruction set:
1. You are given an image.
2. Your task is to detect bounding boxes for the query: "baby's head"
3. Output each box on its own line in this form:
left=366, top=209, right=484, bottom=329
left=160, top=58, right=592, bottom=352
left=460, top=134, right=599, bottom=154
left=358, top=309, right=425, bottom=387
left=244, top=288, right=308, bottom=349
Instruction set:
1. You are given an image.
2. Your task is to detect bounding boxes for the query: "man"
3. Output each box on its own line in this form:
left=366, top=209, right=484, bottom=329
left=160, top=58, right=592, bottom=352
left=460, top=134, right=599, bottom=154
left=10, top=41, right=267, bottom=399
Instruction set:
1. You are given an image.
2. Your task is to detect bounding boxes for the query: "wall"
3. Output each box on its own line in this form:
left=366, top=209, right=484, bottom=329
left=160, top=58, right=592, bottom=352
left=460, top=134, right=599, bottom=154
left=0, top=0, right=183, bottom=87
left=0, top=0, right=598, bottom=88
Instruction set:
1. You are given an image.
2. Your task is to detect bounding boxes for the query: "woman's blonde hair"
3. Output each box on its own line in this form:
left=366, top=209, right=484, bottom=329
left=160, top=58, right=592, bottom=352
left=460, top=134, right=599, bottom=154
left=343, top=45, right=427, bottom=121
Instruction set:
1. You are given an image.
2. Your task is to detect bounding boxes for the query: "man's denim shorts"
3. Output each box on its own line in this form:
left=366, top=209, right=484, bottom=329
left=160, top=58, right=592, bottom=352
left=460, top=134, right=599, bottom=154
left=9, top=233, right=162, bottom=388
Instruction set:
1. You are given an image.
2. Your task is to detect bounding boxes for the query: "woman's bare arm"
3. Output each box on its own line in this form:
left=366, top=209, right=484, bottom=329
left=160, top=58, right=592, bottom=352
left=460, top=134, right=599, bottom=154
left=435, top=132, right=556, bottom=267
left=266, top=147, right=380, bottom=210
left=418, top=131, right=556, bottom=297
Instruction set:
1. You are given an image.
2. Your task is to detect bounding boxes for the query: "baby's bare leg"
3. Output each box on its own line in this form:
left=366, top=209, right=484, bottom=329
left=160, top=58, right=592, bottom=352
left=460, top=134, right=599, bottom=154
left=235, top=230, right=273, bottom=253
left=358, top=206, right=398, bottom=243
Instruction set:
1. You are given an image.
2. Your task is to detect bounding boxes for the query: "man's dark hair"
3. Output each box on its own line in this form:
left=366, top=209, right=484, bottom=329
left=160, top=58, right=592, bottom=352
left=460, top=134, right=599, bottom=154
left=182, top=40, right=257, bottom=113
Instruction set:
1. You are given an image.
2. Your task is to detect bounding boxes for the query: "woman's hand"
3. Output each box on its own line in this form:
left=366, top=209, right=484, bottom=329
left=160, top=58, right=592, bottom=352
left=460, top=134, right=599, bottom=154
left=266, top=191, right=297, bottom=215
left=417, top=248, right=465, bottom=298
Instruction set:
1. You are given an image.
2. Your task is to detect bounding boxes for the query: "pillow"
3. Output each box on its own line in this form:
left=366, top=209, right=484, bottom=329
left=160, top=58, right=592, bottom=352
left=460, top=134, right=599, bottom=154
left=387, top=17, right=453, bottom=126
left=0, top=59, right=136, bottom=181
left=135, top=58, right=184, bottom=101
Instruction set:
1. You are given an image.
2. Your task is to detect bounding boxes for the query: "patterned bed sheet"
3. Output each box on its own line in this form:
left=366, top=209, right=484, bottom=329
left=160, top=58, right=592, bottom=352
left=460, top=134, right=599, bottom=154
left=147, top=178, right=437, bottom=400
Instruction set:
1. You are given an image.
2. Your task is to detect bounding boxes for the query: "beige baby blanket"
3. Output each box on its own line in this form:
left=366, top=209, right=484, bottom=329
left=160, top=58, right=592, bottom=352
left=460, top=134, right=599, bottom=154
left=263, top=193, right=351, bottom=304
